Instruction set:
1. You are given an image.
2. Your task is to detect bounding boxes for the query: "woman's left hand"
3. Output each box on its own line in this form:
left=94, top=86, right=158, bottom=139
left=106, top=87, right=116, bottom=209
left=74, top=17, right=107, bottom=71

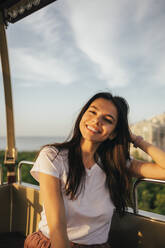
left=128, top=132, right=165, bottom=180
left=130, top=132, right=144, bottom=148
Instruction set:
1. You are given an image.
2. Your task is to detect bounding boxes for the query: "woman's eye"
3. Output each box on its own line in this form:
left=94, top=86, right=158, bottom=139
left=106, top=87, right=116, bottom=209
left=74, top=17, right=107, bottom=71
left=89, top=110, right=96, bottom=114
left=104, top=118, right=113, bottom=124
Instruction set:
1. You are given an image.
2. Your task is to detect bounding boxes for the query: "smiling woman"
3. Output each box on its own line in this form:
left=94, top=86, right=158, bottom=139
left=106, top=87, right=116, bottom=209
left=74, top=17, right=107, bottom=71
left=24, top=92, right=165, bottom=248
left=79, top=98, right=118, bottom=144
left=1, top=0, right=165, bottom=248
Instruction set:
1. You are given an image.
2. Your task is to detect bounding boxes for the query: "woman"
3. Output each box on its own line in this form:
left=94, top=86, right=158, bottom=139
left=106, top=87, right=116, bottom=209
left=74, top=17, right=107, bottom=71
left=24, top=92, right=165, bottom=248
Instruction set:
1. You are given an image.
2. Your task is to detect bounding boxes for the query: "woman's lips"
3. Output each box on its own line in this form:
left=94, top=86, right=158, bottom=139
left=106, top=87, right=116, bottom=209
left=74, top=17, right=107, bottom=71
left=86, top=125, right=101, bottom=133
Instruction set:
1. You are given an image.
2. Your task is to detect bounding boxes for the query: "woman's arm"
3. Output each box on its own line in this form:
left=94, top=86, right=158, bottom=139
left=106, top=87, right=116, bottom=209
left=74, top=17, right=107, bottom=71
left=39, top=172, right=70, bottom=248
left=129, top=134, right=165, bottom=179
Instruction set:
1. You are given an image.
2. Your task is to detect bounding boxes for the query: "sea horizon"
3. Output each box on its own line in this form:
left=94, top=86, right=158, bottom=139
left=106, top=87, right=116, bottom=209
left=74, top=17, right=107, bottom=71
left=0, top=136, right=67, bottom=151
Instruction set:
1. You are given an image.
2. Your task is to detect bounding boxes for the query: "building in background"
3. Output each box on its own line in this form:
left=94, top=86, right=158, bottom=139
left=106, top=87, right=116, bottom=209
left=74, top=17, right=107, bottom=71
left=130, top=113, right=165, bottom=161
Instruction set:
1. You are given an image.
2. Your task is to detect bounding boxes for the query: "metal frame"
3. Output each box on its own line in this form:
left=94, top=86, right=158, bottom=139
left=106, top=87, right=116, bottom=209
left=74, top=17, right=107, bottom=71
left=0, top=0, right=57, bottom=24
left=132, top=178, right=165, bottom=214
left=0, top=12, right=17, bottom=166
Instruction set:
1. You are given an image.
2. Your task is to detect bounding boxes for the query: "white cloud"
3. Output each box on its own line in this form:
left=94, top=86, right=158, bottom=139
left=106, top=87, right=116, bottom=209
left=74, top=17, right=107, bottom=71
left=65, top=0, right=165, bottom=87
left=10, top=47, right=77, bottom=85
left=21, top=6, right=62, bottom=47
left=8, top=6, right=82, bottom=86
left=64, top=0, right=130, bottom=87
left=6, top=0, right=165, bottom=88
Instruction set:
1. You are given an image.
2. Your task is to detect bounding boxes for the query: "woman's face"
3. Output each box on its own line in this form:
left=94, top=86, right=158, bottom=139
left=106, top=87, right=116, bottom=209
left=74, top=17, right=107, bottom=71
left=79, top=98, right=118, bottom=144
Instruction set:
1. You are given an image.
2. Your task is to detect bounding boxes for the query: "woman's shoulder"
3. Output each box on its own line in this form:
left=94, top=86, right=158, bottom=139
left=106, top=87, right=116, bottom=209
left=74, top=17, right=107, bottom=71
left=31, top=146, right=69, bottom=181
left=40, top=145, right=68, bottom=162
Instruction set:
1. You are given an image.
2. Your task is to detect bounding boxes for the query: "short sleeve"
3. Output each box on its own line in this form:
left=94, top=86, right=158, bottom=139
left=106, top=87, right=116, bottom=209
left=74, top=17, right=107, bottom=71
left=126, top=156, right=133, bottom=168
left=30, top=146, right=63, bottom=182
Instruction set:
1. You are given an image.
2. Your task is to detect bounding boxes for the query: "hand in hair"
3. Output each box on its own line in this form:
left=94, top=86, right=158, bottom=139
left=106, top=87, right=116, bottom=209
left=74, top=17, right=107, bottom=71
left=130, top=132, right=144, bottom=148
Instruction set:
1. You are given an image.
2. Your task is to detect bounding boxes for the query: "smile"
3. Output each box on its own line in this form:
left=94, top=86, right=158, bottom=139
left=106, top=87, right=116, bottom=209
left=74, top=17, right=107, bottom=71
left=86, top=125, right=100, bottom=133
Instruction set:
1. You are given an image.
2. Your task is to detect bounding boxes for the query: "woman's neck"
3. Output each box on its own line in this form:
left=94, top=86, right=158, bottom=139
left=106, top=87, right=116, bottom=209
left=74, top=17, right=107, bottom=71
left=80, top=139, right=99, bottom=169
left=80, top=139, right=98, bottom=154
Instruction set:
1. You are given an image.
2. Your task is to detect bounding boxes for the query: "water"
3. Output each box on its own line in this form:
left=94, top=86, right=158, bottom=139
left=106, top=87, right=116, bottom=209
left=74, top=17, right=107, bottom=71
left=0, top=136, right=66, bottom=151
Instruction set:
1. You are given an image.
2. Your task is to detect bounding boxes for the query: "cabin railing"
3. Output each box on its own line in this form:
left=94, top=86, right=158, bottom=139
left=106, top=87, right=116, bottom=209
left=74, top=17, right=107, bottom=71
left=132, top=178, right=165, bottom=214
left=17, top=160, right=165, bottom=218
left=17, top=160, right=34, bottom=184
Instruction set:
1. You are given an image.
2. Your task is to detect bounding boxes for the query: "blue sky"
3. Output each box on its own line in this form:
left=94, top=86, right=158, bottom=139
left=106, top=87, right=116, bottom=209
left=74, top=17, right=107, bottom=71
left=0, top=0, right=165, bottom=137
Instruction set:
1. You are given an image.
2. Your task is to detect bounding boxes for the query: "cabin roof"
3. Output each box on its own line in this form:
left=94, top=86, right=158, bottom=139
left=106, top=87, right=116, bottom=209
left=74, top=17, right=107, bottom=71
left=0, top=0, right=57, bottom=24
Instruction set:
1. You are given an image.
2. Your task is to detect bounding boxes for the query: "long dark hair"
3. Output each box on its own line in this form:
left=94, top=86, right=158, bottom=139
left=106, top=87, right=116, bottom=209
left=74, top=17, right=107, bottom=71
left=44, top=92, right=132, bottom=216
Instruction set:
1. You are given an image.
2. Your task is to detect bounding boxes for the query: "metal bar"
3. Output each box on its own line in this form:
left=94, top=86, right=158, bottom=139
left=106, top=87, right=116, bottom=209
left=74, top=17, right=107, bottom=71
left=132, top=178, right=165, bottom=214
left=0, top=164, right=3, bottom=185
left=17, top=160, right=34, bottom=184
left=0, top=12, right=17, bottom=165
left=0, top=11, right=17, bottom=184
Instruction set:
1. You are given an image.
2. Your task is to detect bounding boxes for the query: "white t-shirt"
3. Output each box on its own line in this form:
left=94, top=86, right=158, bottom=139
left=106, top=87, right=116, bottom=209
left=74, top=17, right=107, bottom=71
left=31, top=146, right=117, bottom=244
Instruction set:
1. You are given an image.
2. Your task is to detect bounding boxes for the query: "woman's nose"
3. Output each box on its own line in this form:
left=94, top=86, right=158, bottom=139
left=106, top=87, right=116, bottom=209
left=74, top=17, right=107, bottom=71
left=92, top=115, right=102, bottom=125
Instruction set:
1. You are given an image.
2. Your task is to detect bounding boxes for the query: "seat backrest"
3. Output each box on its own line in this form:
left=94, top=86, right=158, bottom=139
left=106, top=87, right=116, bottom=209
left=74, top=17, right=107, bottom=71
left=11, top=183, right=42, bottom=236
left=109, top=210, right=165, bottom=248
